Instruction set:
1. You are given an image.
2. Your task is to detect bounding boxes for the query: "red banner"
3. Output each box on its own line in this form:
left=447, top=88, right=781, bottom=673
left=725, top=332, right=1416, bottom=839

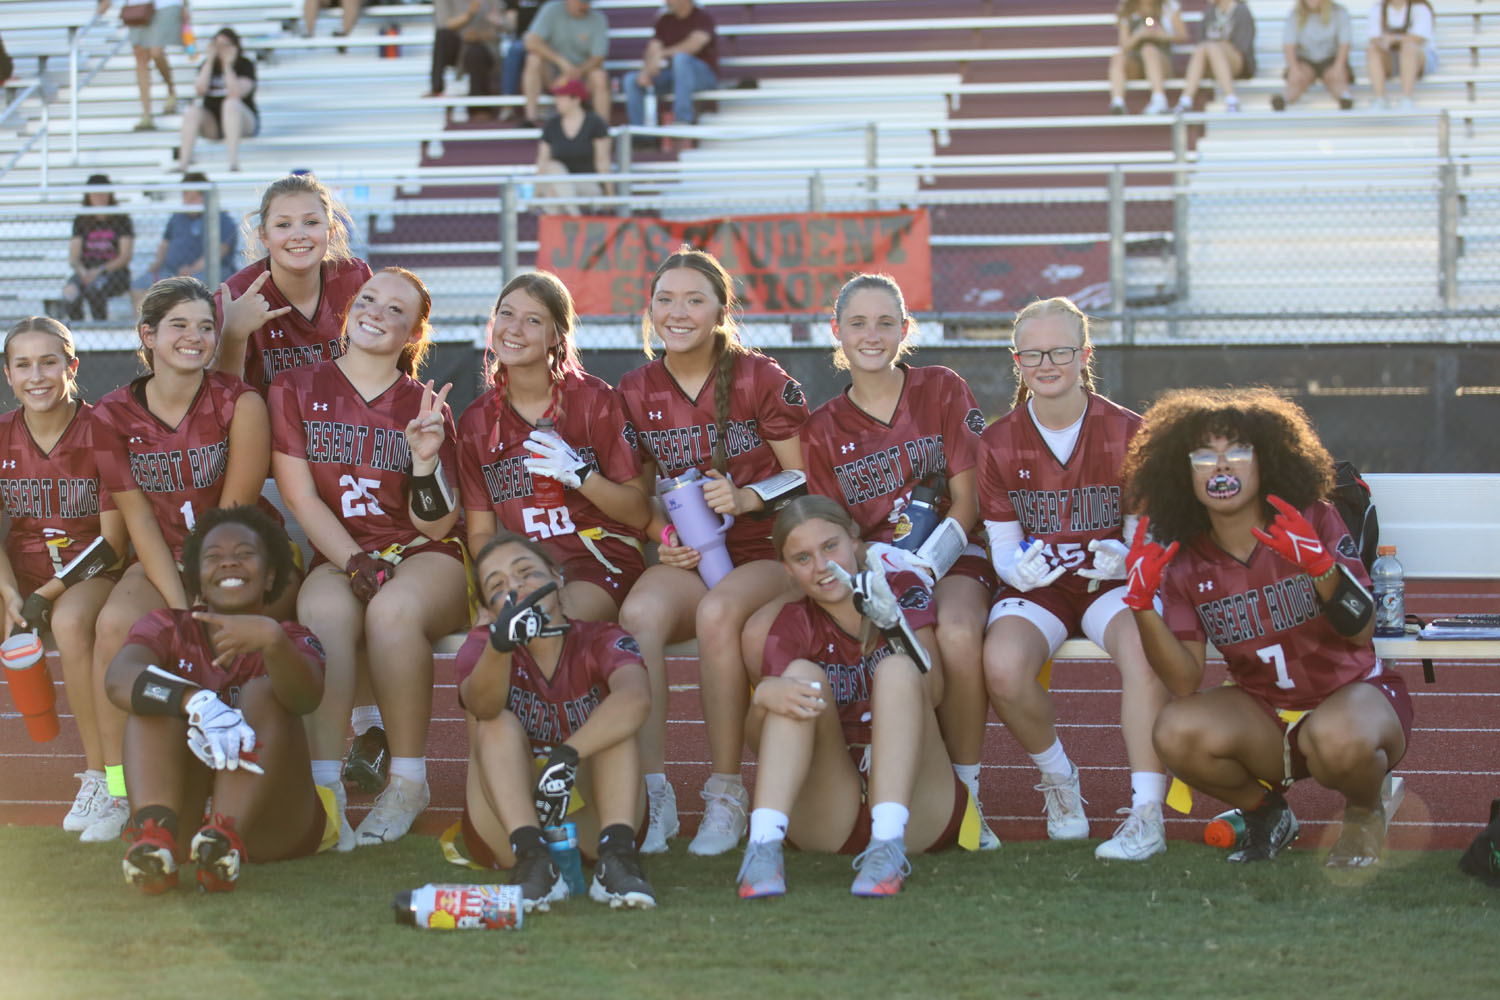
left=536, top=210, right=931, bottom=315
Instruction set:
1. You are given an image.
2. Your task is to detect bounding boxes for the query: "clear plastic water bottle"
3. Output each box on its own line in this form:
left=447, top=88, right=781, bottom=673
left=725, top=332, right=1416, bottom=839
left=530, top=417, right=566, bottom=509
left=1371, top=545, right=1405, bottom=637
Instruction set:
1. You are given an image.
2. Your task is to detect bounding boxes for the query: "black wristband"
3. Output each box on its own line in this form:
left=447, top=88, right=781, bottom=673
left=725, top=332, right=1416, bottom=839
left=409, top=461, right=454, bottom=520
left=130, top=664, right=197, bottom=717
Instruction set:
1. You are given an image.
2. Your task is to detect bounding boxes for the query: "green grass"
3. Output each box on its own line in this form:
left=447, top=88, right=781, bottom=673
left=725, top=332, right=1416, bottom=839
left=0, top=827, right=1494, bottom=999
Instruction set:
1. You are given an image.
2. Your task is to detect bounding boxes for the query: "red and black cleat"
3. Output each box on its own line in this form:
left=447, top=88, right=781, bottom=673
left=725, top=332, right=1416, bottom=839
left=123, top=819, right=179, bottom=895
left=190, top=813, right=247, bottom=893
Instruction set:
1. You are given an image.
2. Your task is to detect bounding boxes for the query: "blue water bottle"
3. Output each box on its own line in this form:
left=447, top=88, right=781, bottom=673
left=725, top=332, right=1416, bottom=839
left=544, top=822, right=587, bottom=896
left=894, top=475, right=944, bottom=552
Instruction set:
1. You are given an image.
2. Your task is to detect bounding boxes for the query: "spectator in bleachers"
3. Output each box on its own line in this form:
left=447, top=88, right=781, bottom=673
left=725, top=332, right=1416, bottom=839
left=130, top=173, right=238, bottom=313
left=501, top=1, right=545, bottom=101
left=175, top=28, right=258, bottom=174
left=536, top=77, right=612, bottom=214
left=1365, top=0, right=1437, bottom=109
left=1109, top=0, right=1190, bottom=114
left=1175, top=1, right=1257, bottom=112
left=522, top=0, right=610, bottom=127
left=427, top=0, right=506, bottom=119
left=624, top=0, right=718, bottom=132
left=97, top=1, right=182, bottom=132
left=58, top=174, right=133, bottom=323
left=1273, top=0, right=1355, bottom=110
left=304, top=0, right=363, bottom=39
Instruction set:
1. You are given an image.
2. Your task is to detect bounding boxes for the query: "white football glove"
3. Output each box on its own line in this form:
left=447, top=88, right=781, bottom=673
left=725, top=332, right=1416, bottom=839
left=826, top=549, right=903, bottom=629
left=184, top=688, right=258, bottom=772
left=523, top=429, right=589, bottom=489
left=1003, top=539, right=1067, bottom=592
left=866, top=541, right=936, bottom=589
left=1077, top=538, right=1130, bottom=582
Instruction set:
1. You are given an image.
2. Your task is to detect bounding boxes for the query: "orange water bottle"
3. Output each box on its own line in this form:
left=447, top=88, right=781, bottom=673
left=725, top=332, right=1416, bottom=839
left=182, top=14, right=196, bottom=58
left=2, top=629, right=59, bottom=742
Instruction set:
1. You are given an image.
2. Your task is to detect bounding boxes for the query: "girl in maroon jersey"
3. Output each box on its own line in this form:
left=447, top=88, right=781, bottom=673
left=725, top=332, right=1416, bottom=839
left=90, top=277, right=274, bottom=844
left=0, top=317, right=128, bottom=839
left=976, top=296, right=1170, bottom=861
left=105, top=504, right=333, bottom=894
left=772, top=272, right=997, bottom=850
left=213, top=172, right=372, bottom=393
left=1120, top=387, right=1410, bottom=867
left=737, top=496, right=971, bottom=900
left=270, top=267, right=469, bottom=849
left=457, top=271, right=651, bottom=624
left=616, top=247, right=808, bottom=857
left=453, top=533, right=657, bottom=911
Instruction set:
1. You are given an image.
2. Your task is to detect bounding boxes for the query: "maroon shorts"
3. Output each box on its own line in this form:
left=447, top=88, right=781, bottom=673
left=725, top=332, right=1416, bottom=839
left=946, top=552, right=997, bottom=595
left=560, top=538, right=646, bottom=601
left=1247, top=670, right=1414, bottom=781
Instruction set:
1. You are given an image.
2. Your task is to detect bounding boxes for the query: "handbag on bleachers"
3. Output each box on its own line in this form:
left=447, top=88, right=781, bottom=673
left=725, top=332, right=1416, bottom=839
left=120, top=2, right=156, bottom=28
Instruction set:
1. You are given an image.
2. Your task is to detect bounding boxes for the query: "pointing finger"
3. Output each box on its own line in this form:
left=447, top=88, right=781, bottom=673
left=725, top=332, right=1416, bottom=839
left=247, top=270, right=272, bottom=295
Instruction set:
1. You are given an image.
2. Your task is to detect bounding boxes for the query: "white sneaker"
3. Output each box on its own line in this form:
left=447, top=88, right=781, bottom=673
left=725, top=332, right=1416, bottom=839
left=80, top=795, right=131, bottom=843
left=640, top=781, right=679, bottom=855
left=63, top=772, right=109, bottom=834
left=1144, top=92, right=1169, bottom=115
left=322, top=781, right=357, bottom=852
left=1095, top=802, right=1167, bottom=860
left=1174, top=96, right=1192, bottom=113
left=1398, top=96, right=1415, bottom=111
left=1381, top=773, right=1406, bottom=831
left=354, top=774, right=430, bottom=845
left=1035, top=764, right=1089, bottom=840
left=976, top=812, right=1002, bottom=851
left=1369, top=96, right=1390, bottom=111
left=687, top=775, right=749, bottom=856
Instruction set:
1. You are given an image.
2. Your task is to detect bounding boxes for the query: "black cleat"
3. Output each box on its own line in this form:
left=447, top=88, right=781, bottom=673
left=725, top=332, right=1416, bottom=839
left=588, top=848, right=657, bottom=909
left=343, top=726, right=390, bottom=793
left=1227, top=790, right=1299, bottom=863
left=511, top=847, right=568, bottom=913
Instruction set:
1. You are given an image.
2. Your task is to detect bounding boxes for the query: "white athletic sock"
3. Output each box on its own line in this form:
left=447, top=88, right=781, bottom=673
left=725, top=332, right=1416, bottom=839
left=869, top=802, right=910, bottom=843
left=644, top=772, right=668, bottom=793
left=311, top=759, right=342, bottom=787
left=351, top=705, right=383, bottom=736
left=748, top=808, right=788, bottom=844
left=1131, top=771, right=1168, bottom=811
left=953, top=762, right=981, bottom=801
left=389, top=756, right=427, bottom=785
left=1030, top=739, right=1072, bottom=780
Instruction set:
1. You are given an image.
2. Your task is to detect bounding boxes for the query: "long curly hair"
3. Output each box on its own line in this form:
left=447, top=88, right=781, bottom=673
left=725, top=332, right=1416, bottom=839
left=1121, top=387, right=1335, bottom=546
left=485, top=270, right=584, bottom=423
left=180, top=503, right=297, bottom=606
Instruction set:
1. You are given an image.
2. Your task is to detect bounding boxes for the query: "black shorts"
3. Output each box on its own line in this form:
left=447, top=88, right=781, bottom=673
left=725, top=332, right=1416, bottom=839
left=1125, top=39, right=1171, bottom=72
left=1291, top=54, right=1355, bottom=84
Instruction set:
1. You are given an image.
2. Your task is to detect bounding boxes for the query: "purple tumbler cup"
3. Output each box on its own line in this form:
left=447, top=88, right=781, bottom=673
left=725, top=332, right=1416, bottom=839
left=657, top=469, right=735, bottom=588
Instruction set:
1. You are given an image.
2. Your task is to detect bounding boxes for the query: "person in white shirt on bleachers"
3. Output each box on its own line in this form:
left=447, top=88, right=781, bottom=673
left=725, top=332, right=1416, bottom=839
left=1109, top=0, right=1190, bottom=115
left=1273, top=0, right=1355, bottom=110
left=1174, top=0, right=1257, bottom=113
left=1365, top=0, right=1437, bottom=108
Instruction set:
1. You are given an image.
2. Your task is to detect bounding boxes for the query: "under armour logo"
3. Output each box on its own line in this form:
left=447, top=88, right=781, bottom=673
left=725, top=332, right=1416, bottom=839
left=648, top=410, right=663, bottom=420
left=827, top=643, right=835, bottom=653
left=312, top=402, right=329, bottom=412
left=840, top=442, right=856, bottom=454
left=129, top=436, right=144, bottom=444
left=179, top=658, right=192, bottom=673
left=1197, top=581, right=1214, bottom=593
left=0, top=460, right=14, bottom=469
left=270, top=329, right=284, bottom=339
left=1018, top=469, right=1031, bottom=479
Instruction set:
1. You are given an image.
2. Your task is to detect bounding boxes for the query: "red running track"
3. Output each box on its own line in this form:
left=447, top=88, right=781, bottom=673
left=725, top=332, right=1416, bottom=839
left=3, top=581, right=1495, bottom=850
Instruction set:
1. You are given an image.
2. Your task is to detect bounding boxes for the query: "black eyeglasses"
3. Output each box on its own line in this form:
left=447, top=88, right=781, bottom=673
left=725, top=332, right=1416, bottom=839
left=1013, top=347, right=1080, bottom=367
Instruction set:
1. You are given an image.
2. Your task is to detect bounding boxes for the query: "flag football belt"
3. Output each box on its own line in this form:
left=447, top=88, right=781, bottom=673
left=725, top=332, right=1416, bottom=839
left=577, top=526, right=643, bottom=577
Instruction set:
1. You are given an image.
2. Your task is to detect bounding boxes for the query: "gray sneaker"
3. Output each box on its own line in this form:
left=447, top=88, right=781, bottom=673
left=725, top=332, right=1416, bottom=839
left=1095, top=802, right=1167, bottom=860
left=641, top=781, right=679, bottom=855
left=687, top=776, right=748, bottom=856
left=851, top=837, right=911, bottom=897
left=354, top=774, right=429, bottom=846
left=80, top=795, right=130, bottom=843
left=63, top=772, right=109, bottom=834
left=736, top=839, right=786, bottom=899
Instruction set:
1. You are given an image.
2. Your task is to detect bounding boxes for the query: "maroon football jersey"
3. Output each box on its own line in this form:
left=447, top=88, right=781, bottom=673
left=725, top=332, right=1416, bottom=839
left=456, top=370, right=645, bottom=556
left=215, top=256, right=372, bottom=393
left=0, top=404, right=114, bottom=593
left=125, top=607, right=326, bottom=703
left=1161, top=501, right=1377, bottom=710
left=453, top=620, right=644, bottom=749
left=803, top=365, right=985, bottom=542
left=94, top=371, right=258, bottom=559
left=978, top=393, right=1140, bottom=590
left=268, top=360, right=459, bottom=557
left=760, top=570, right=936, bottom=745
left=618, top=352, right=807, bottom=564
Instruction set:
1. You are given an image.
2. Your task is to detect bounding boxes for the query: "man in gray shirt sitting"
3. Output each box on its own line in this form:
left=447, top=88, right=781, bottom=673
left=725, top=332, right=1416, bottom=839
left=522, top=0, right=610, bottom=126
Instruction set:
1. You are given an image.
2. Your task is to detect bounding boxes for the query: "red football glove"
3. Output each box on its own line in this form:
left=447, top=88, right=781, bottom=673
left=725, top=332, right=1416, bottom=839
left=1122, top=516, right=1179, bottom=611
left=1251, top=495, right=1334, bottom=576
left=345, top=552, right=391, bottom=604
